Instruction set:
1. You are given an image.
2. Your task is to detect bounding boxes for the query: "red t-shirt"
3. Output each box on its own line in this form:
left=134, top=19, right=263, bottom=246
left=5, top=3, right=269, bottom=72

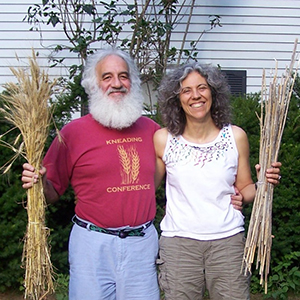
left=43, top=114, right=160, bottom=228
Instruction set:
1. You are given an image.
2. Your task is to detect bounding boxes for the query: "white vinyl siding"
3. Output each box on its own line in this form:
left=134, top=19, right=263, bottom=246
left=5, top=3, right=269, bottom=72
left=0, top=0, right=300, bottom=93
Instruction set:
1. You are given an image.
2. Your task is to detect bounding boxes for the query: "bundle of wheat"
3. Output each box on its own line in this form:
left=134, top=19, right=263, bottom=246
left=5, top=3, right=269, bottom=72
left=242, top=40, right=299, bottom=293
left=0, top=50, right=55, bottom=299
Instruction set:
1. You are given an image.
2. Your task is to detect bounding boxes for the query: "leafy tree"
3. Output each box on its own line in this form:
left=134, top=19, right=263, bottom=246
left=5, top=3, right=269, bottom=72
left=270, top=74, right=300, bottom=260
left=24, top=0, right=222, bottom=113
left=0, top=141, right=26, bottom=290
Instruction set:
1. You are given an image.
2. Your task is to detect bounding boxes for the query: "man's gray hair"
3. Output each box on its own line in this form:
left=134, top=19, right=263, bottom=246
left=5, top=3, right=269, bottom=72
left=81, top=49, right=141, bottom=96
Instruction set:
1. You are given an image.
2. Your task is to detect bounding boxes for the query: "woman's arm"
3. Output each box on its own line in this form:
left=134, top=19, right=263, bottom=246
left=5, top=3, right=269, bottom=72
left=153, top=128, right=168, bottom=190
left=232, top=125, right=256, bottom=204
left=232, top=125, right=281, bottom=205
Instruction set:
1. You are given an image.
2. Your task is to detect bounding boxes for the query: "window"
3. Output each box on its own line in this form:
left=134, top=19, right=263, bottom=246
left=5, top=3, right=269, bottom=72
left=222, top=70, right=247, bottom=96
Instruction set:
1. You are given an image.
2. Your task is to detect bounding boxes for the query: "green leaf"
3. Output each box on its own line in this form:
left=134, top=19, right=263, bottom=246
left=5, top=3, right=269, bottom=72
left=83, top=4, right=95, bottom=15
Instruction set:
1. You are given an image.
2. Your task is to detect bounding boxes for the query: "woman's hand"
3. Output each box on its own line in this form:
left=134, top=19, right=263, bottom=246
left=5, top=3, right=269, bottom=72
left=231, top=186, right=244, bottom=211
left=255, top=161, right=282, bottom=186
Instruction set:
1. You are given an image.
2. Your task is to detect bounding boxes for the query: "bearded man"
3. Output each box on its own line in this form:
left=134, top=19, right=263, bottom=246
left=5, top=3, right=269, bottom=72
left=21, top=49, right=160, bottom=300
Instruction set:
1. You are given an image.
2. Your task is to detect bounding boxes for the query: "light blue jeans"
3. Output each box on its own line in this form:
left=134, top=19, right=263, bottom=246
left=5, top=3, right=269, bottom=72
left=68, top=220, right=159, bottom=300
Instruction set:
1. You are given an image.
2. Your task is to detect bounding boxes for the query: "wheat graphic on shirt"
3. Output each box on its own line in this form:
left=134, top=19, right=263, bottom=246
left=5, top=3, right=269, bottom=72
left=117, top=145, right=140, bottom=184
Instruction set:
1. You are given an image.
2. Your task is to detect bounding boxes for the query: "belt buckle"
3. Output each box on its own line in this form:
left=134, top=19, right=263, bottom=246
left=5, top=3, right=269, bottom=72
left=118, top=230, right=128, bottom=239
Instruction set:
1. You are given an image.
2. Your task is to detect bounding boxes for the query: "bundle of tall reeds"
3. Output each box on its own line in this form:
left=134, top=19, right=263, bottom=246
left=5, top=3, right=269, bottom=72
left=0, top=50, right=55, bottom=299
left=242, top=40, right=299, bottom=293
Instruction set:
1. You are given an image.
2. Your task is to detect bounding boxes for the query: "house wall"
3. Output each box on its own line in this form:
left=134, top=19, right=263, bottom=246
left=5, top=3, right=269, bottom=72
left=189, top=0, right=300, bottom=93
left=0, top=0, right=299, bottom=94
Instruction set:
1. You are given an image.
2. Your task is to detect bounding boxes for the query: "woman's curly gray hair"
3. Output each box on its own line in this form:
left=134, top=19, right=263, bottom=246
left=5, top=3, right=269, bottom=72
left=81, top=48, right=141, bottom=96
left=158, top=63, right=232, bottom=136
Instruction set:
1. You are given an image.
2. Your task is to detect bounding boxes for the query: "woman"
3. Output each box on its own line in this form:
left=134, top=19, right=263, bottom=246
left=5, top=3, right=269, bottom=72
left=154, top=63, right=281, bottom=300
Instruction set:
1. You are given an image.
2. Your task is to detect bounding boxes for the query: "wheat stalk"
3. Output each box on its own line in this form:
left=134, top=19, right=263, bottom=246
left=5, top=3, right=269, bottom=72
left=118, top=145, right=131, bottom=184
left=0, top=50, right=55, bottom=299
left=130, top=147, right=140, bottom=183
left=242, top=39, right=299, bottom=293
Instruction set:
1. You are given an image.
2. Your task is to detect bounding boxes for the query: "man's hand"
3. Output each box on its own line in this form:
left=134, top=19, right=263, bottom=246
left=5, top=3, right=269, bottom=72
left=22, top=163, right=46, bottom=189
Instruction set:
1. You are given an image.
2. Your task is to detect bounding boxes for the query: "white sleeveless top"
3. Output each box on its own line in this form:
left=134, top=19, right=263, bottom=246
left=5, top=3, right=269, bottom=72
left=161, top=124, right=245, bottom=240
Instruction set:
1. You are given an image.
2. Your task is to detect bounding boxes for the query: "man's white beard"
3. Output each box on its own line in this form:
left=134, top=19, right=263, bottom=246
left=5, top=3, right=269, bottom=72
left=89, top=87, right=144, bottom=130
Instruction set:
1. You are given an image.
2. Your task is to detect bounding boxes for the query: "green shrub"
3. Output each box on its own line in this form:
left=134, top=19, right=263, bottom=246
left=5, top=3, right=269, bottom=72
left=231, top=91, right=300, bottom=299
left=54, top=273, right=69, bottom=300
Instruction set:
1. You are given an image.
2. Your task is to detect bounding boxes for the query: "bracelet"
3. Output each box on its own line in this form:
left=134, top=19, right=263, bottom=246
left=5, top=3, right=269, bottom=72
left=255, top=181, right=264, bottom=190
